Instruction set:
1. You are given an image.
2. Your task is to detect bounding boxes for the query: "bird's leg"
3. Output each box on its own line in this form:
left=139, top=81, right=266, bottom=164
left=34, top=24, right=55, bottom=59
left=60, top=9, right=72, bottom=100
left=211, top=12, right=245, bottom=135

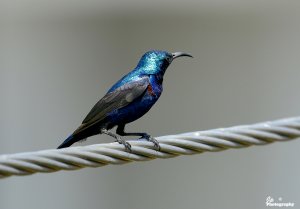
left=116, top=125, right=160, bottom=150
left=100, top=128, right=131, bottom=152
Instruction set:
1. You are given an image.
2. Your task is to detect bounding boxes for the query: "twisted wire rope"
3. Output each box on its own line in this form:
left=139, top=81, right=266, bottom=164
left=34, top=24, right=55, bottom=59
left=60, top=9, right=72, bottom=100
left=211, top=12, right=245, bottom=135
left=0, top=116, right=300, bottom=179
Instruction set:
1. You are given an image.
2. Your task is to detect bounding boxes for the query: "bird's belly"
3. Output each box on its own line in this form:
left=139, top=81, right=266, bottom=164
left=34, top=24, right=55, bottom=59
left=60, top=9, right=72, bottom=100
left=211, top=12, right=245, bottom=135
left=107, top=88, right=161, bottom=125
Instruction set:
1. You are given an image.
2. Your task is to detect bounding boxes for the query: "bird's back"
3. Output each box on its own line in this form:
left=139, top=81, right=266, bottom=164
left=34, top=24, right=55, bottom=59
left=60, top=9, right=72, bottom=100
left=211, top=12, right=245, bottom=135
left=107, top=69, right=141, bottom=93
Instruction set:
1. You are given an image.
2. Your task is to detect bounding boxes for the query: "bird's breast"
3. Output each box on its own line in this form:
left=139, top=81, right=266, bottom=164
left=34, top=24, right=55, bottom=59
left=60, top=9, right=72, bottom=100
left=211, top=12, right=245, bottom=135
left=106, top=74, right=163, bottom=126
left=148, top=74, right=163, bottom=97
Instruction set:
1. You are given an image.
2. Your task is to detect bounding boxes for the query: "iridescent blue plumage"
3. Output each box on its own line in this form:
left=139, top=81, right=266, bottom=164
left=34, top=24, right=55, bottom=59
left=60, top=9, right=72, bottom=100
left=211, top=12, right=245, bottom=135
left=108, top=51, right=171, bottom=92
left=57, top=50, right=192, bottom=150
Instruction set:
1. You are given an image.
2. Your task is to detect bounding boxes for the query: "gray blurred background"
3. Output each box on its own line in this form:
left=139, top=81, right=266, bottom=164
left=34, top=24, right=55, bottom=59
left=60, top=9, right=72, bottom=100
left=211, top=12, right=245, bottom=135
left=1, top=1, right=300, bottom=209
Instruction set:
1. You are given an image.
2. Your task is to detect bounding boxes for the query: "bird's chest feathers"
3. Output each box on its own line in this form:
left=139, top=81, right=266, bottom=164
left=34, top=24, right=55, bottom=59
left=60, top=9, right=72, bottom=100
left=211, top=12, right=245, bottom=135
left=107, top=74, right=163, bottom=124
left=145, top=74, right=163, bottom=100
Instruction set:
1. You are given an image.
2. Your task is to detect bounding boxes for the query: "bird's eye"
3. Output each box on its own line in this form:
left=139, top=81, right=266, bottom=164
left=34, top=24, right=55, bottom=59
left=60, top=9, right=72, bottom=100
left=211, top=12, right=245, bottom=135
left=165, top=57, right=172, bottom=63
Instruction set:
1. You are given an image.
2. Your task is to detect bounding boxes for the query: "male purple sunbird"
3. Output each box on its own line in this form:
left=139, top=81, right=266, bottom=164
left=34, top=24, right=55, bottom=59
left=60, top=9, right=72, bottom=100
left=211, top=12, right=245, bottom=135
left=57, top=50, right=193, bottom=151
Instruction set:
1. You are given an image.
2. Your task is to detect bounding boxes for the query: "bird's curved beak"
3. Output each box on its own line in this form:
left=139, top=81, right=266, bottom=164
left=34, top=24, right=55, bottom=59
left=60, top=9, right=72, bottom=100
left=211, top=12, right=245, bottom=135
left=172, top=52, right=193, bottom=59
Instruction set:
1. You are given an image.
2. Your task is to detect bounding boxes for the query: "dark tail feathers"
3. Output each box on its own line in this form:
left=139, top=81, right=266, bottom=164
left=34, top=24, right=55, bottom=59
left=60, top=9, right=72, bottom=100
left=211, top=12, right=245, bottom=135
left=57, top=135, right=75, bottom=149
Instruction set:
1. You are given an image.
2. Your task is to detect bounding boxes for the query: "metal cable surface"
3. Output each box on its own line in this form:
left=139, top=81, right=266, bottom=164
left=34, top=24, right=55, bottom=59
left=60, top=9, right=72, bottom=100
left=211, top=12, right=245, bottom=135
left=1, top=117, right=299, bottom=179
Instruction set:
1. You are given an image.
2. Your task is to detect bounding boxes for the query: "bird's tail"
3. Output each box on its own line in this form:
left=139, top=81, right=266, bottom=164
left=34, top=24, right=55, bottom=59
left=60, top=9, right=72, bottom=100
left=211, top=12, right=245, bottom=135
left=57, top=135, right=76, bottom=149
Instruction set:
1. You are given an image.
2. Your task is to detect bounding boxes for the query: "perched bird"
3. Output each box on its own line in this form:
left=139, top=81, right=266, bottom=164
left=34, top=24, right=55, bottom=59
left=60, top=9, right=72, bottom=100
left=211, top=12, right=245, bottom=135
left=57, top=50, right=192, bottom=151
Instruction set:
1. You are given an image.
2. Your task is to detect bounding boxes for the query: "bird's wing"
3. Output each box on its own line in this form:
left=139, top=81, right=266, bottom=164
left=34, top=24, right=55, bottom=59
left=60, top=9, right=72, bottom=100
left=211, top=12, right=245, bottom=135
left=73, top=76, right=149, bottom=135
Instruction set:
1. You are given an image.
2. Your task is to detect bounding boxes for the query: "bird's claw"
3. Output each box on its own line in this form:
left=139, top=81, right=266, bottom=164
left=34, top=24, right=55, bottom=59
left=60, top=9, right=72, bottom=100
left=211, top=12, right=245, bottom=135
left=149, top=137, right=160, bottom=151
left=142, top=134, right=160, bottom=151
left=116, top=137, right=132, bottom=152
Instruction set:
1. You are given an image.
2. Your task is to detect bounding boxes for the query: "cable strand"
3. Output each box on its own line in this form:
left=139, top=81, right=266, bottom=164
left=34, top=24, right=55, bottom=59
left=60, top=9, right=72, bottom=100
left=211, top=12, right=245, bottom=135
left=0, top=116, right=300, bottom=179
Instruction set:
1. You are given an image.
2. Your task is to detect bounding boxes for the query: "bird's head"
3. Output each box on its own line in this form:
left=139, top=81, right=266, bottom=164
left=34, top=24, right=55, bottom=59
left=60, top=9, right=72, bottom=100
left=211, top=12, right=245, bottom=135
left=136, top=50, right=193, bottom=74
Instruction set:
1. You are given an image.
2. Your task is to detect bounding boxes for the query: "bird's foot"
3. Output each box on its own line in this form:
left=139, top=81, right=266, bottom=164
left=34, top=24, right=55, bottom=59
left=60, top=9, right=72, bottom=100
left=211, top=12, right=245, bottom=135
left=115, top=137, right=132, bottom=152
left=141, top=134, right=160, bottom=151
left=100, top=128, right=132, bottom=152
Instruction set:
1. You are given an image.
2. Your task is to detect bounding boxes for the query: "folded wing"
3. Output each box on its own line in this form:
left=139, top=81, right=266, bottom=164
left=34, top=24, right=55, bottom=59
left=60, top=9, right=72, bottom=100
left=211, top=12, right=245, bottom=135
left=73, top=76, right=150, bottom=135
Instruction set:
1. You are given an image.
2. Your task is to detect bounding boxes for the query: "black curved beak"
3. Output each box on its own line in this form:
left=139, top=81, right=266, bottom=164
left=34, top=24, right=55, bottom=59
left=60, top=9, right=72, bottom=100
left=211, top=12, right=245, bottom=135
left=172, top=52, right=193, bottom=59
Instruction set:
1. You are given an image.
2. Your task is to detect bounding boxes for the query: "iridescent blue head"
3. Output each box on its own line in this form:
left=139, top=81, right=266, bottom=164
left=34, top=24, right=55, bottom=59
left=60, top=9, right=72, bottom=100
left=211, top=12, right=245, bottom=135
left=136, top=50, right=193, bottom=75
